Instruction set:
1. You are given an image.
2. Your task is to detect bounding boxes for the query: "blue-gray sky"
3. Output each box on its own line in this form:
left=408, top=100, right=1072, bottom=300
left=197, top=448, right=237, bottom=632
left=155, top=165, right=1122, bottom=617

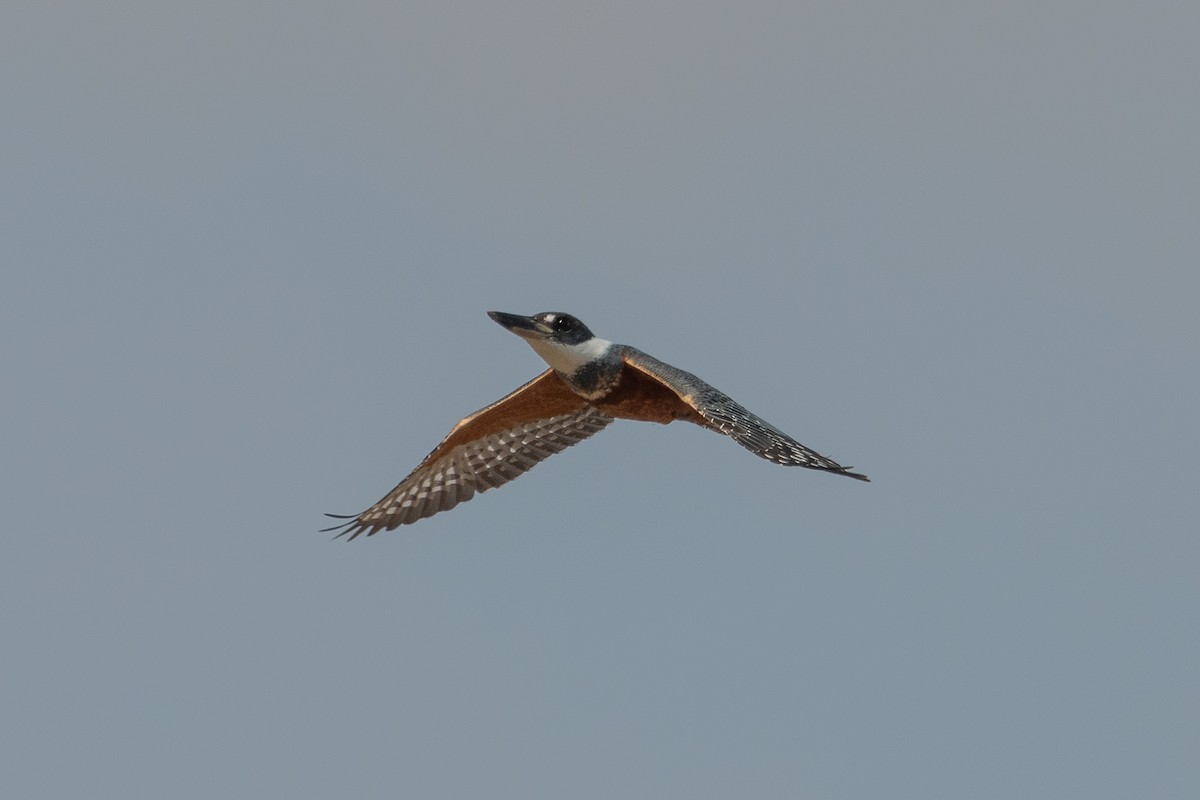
left=3, top=2, right=1197, bottom=798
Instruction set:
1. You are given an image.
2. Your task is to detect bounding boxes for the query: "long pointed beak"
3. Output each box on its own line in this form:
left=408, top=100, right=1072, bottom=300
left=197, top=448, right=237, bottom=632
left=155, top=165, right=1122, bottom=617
left=487, top=311, right=551, bottom=338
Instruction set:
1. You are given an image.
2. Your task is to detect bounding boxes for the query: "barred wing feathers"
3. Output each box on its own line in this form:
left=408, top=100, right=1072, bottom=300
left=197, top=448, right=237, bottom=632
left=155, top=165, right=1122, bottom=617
left=324, top=370, right=613, bottom=538
left=619, top=347, right=868, bottom=481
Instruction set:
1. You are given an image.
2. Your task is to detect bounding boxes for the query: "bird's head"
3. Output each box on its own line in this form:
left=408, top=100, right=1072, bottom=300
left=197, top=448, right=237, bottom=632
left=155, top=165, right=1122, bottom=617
left=487, top=311, right=595, bottom=345
left=487, top=311, right=612, bottom=374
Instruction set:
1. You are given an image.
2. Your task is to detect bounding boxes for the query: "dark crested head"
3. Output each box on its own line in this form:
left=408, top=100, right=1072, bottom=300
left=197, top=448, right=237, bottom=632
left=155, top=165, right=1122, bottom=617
left=487, top=311, right=595, bottom=345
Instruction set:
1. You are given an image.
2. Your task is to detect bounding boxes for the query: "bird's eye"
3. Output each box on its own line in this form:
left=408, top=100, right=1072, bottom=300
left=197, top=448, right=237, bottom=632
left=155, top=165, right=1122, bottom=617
left=553, top=315, right=575, bottom=332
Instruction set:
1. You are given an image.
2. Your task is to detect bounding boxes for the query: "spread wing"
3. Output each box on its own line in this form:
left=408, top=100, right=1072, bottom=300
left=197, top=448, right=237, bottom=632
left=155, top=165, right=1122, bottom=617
left=324, top=370, right=614, bottom=538
left=619, top=347, right=869, bottom=481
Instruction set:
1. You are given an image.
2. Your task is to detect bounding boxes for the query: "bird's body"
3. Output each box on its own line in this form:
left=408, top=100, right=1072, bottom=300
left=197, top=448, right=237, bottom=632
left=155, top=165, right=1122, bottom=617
left=325, top=311, right=867, bottom=538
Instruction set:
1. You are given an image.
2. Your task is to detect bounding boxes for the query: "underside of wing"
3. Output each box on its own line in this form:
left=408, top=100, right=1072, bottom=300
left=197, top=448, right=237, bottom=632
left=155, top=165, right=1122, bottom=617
left=324, top=371, right=613, bottom=538
left=619, top=347, right=869, bottom=481
left=432, top=369, right=593, bottom=456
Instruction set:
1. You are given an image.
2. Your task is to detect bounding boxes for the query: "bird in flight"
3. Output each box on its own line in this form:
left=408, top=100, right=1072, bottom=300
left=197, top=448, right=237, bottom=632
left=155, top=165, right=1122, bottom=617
left=324, top=311, right=868, bottom=538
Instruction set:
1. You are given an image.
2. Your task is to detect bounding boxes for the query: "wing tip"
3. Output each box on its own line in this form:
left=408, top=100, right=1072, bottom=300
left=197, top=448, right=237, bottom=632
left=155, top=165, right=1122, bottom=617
left=320, top=513, right=369, bottom=540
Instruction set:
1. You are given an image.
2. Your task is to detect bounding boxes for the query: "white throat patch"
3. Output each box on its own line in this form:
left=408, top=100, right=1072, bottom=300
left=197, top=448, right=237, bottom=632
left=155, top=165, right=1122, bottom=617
left=525, top=336, right=613, bottom=375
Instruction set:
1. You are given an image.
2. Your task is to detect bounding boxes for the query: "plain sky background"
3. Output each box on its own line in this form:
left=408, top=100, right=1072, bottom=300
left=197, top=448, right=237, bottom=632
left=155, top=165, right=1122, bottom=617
left=3, top=2, right=1197, bottom=798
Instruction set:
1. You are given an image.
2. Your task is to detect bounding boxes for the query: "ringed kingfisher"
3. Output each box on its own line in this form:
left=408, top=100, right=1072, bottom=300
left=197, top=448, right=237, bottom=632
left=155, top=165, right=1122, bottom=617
left=324, top=311, right=868, bottom=538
